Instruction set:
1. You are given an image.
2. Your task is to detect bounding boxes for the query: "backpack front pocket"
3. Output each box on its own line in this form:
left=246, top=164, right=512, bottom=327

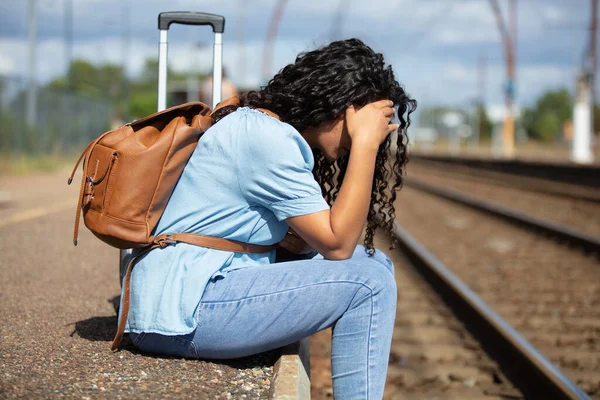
left=84, top=144, right=118, bottom=214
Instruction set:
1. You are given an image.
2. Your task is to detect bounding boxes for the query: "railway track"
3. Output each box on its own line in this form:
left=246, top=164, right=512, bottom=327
left=389, top=225, right=589, bottom=399
left=404, top=177, right=600, bottom=253
left=410, top=154, right=600, bottom=189
left=381, top=236, right=521, bottom=399
left=406, top=159, right=600, bottom=238
left=408, top=158, right=600, bottom=204
left=392, top=186, right=600, bottom=398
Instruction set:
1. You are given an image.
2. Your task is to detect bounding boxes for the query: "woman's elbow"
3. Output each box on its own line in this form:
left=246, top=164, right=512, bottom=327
left=322, top=247, right=354, bottom=261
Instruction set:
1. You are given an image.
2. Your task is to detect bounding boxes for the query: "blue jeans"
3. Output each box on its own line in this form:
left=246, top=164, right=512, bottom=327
left=129, top=245, right=397, bottom=399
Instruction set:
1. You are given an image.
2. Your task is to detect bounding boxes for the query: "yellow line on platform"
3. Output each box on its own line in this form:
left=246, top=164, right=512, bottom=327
left=0, top=199, right=73, bottom=228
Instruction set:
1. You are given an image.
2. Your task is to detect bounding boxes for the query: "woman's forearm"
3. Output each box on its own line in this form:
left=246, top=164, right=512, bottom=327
left=329, top=142, right=378, bottom=257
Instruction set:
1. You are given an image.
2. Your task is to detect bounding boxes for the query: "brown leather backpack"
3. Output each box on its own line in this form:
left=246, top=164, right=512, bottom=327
left=68, top=98, right=280, bottom=350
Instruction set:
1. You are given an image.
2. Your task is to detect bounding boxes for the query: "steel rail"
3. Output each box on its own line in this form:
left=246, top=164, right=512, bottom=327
left=411, top=158, right=600, bottom=203
left=391, top=221, right=591, bottom=400
left=405, top=177, right=600, bottom=253
left=410, top=154, right=600, bottom=188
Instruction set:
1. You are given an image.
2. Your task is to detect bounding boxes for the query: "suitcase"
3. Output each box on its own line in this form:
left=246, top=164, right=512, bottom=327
left=119, top=11, right=226, bottom=287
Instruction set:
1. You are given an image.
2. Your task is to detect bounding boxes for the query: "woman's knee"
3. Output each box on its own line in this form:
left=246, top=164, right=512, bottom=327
left=351, top=245, right=395, bottom=277
left=346, top=255, right=397, bottom=300
left=344, top=260, right=397, bottom=317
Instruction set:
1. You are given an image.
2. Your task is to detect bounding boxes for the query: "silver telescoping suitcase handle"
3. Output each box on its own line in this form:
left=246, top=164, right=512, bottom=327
left=157, top=11, right=226, bottom=111
left=119, top=12, right=226, bottom=290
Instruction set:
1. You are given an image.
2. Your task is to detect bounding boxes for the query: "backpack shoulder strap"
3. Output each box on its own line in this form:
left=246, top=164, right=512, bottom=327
left=210, top=97, right=240, bottom=117
left=211, top=97, right=281, bottom=121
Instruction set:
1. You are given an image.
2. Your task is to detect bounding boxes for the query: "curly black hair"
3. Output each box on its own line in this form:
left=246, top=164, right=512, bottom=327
left=215, top=38, right=417, bottom=254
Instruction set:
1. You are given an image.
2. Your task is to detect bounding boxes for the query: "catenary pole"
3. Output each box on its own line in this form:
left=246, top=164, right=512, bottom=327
left=64, top=0, right=72, bottom=90
left=572, top=0, right=597, bottom=164
left=591, top=0, right=597, bottom=131
left=121, top=0, right=131, bottom=118
left=489, top=0, right=517, bottom=158
left=237, top=0, right=248, bottom=86
left=262, top=0, right=288, bottom=82
left=27, top=0, right=37, bottom=128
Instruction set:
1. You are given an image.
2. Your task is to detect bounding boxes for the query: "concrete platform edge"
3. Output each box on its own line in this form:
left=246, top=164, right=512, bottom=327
left=269, top=337, right=311, bottom=399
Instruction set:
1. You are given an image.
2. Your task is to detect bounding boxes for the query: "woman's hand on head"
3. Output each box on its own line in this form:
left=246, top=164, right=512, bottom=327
left=345, top=100, right=399, bottom=151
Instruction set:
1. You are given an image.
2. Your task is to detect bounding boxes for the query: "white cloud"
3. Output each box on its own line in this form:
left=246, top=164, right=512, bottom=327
left=541, top=4, right=565, bottom=24
left=444, top=62, right=471, bottom=81
left=416, top=0, right=498, bottom=45
left=0, top=40, right=18, bottom=75
left=433, top=28, right=498, bottom=45
left=518, top=64, right=575, bottom=100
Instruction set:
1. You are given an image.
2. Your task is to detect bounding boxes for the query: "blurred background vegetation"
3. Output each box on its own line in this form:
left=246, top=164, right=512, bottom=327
left=0, top=59, right=596, bottom=173
left=419, top=89, right=600, bottom=145
left=0, top=58, right=209, bottom=173
left=47, top=59, right=210, bottom=119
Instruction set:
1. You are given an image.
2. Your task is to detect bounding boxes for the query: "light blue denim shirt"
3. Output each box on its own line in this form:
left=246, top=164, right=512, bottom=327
left=122, top=107, right=330, bottom=335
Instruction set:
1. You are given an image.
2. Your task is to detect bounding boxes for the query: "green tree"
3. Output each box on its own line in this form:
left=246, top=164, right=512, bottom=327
left=48, top=59, right=129, bottom=119
left=128, top=59, right=159, bottom=118
left=46, top=58, right=210, bottom=120
left=594, top=105, right=600, bottom=134
left=521, top=89, right=572, bottom=142
left=127, top=58, right=209, bottom=118
left=476, top=103, right=493, bottom=141
left=49, top=60, right=125, bottom=99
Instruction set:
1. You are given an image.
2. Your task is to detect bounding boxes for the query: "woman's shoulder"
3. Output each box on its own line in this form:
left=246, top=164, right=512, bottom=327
left=235, top=108, right=307, bottom=146
left=232, top=107, right=289, bottom=129
left=231, top=107, right=314, bottom=168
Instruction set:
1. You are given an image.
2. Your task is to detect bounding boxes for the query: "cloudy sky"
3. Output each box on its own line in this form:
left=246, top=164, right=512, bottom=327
left=0, top=0, right=594, bottom=118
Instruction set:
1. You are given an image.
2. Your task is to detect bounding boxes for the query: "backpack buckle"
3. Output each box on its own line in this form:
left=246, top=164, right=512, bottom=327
left=155, top=235, right=177, bottom=248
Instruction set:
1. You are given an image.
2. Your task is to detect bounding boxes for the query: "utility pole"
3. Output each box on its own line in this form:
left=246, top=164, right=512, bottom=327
left=573, top=75, right=594, bottom=163
left=27, top=0, right=37, bottom=128
left=330, top=0, right=350, bottom=41
left=237, top=0, right=248, bottom=87
left=262, top=0, right=288, bottom=82
left=64, top=0, right=72, bottom=90
left=121, top=0, right=131, bottom=118
left=591, top=0, right=597, bottom=124
left=572, top=0, right=597, bottom=164
left=489, top=0, right=517, bottom=158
